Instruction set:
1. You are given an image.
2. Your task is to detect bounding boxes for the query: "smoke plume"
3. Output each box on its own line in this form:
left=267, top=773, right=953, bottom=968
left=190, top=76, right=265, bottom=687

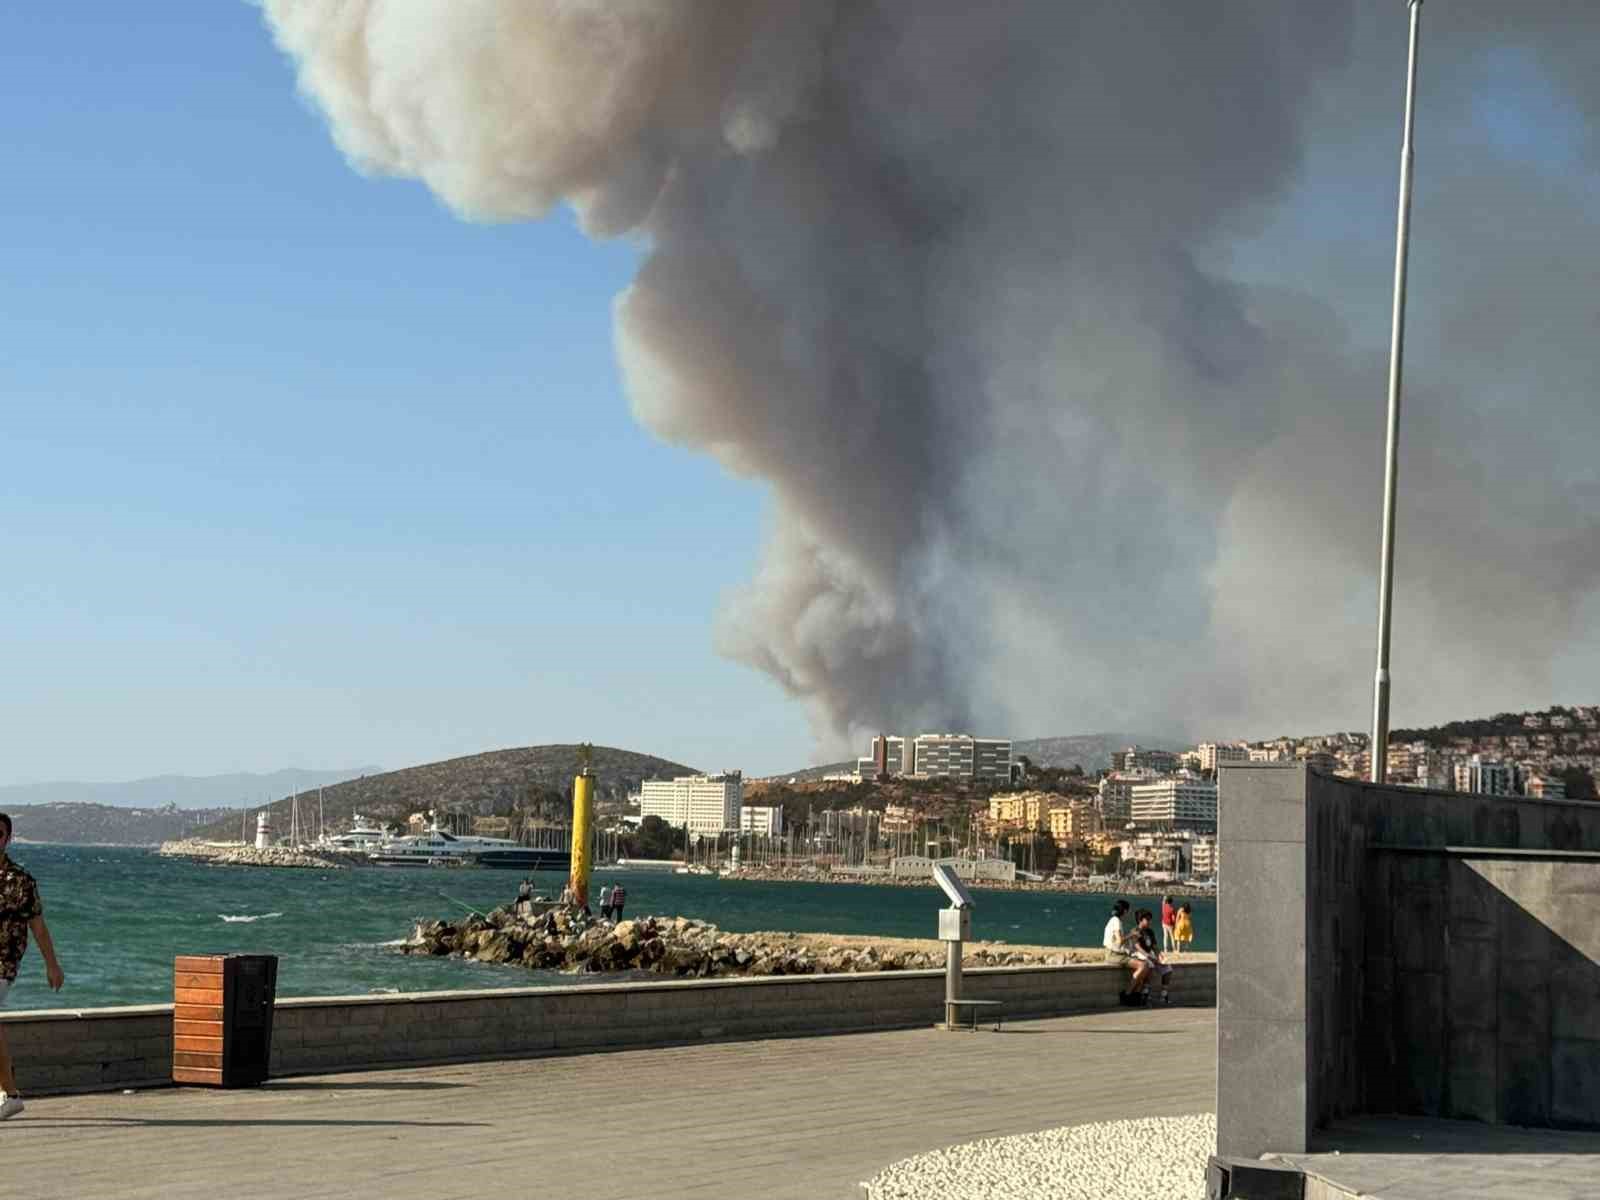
left=260, top=1, right=1600, bottom=751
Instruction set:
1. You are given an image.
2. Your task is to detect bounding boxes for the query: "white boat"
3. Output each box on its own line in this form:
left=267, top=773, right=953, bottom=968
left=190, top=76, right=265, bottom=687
left=312, top=814, right=389, bottom=854
left=368, top=824, right=569, bottom=871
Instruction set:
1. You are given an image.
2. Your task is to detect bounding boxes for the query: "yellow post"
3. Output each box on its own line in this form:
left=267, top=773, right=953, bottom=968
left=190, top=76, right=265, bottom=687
left=569, top=745, right=594, bottom=911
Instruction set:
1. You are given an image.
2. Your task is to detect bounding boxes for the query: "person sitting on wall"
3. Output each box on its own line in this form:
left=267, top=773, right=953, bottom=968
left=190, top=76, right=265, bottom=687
left=1103, top=899, right=1145, bottom=1002
left=1131, top=908, right=1173, bottom=1006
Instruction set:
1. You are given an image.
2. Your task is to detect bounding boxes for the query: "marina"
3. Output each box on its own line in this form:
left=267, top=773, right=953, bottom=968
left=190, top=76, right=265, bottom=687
left=2, top=843, right=1214, bottom=1012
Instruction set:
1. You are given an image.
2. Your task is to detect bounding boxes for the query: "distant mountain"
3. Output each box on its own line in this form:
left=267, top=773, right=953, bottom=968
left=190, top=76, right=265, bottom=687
left=0, top=767, right=381, bottom=812
left=5, top=802, right=242, bottom=847
left=188, top=744, right=699, bottom=841
left=773, top=732, right=1182, bottom=781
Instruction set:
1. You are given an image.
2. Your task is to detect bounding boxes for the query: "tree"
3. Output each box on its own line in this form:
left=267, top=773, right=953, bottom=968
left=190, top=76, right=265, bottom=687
left=632, top=814, right=682, bottom=860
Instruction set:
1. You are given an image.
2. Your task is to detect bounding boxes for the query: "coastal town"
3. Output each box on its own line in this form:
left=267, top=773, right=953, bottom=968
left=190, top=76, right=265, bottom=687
left=593, top=704, right=1600, bottom=890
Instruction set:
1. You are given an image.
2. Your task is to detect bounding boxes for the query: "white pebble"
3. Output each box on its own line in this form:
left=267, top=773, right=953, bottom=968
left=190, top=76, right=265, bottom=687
left=861, top=1112, right=1216, bottom=1200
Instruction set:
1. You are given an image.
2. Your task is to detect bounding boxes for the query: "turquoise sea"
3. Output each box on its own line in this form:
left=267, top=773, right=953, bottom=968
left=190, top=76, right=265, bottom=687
left=1, top=845, right=1215, bottom=1011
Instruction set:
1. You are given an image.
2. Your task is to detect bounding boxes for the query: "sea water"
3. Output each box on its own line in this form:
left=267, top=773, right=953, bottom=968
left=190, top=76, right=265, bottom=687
left=1, top=844, right=1214, bottom=1011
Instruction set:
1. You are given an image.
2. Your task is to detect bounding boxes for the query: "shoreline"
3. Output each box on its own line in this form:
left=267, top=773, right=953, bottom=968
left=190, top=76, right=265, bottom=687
left=719, top=865, right=1218, bottom=899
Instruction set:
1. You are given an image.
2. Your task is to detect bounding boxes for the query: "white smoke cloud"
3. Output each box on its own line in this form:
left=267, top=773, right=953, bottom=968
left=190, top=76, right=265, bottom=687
left=260, top=0, right=1600, bottom=752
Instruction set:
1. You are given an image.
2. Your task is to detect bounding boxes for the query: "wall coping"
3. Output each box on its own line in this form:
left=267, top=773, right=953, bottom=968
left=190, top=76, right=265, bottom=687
left=1371, top=843, right=1600, bottom=861
left=0, top=958, right=1213, bottom=1024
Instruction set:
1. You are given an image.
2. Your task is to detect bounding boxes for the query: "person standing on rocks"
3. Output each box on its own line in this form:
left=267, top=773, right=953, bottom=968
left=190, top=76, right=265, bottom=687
left=0, top=812, right=66, bottom=1120
left=608, top=883, right=626, bottom=922
left=597, top=885, right=612, bottom=919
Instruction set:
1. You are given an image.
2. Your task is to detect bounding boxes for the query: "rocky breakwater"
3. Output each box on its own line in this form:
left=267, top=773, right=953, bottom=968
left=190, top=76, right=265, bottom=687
left=158, top=839, right=349, bottom=870
left=404, top=908, right=1097, bottom=977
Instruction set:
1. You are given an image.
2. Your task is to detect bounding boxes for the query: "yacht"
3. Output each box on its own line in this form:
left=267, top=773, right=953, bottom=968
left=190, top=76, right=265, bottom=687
left=368, top=824, right=570, bottom=871
left=312, top=814, right=389, bottom=854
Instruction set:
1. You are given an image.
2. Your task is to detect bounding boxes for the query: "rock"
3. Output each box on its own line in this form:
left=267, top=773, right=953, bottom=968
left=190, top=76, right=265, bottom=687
left=477, top=932, right=516, bottom=964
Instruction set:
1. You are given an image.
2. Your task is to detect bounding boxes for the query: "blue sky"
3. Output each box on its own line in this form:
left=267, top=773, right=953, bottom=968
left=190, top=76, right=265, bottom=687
left=0, top=4, right=799, bottom=782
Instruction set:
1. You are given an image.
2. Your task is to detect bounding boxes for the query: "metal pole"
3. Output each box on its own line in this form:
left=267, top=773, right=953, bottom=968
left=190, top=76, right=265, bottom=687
left=945, top=938, right=961, bottom=1030
left=1371, top=0, right=1424, bottom=785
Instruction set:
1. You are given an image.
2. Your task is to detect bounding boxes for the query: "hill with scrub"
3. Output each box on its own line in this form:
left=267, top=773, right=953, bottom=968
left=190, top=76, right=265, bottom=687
left=188, top=744, right=699, bottom=841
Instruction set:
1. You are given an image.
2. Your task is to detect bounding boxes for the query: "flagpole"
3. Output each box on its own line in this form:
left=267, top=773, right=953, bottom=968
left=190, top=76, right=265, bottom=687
left=1371, top=0, right=1424, bottom=785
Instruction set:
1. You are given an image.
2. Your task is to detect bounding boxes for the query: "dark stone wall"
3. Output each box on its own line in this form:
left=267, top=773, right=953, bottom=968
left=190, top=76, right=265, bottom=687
left=1216, top=763, right=1310, bottom=1157
left=1362, top=852, right=1600, bottom=1128
left=1219, top=766, right=1600, bottom=1157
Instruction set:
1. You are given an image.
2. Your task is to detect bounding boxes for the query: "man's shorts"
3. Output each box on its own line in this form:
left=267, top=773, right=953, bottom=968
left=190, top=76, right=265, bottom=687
left=1135, top=955, right=1173, bottom=979
left=1104, top=949, right=1133, bottom=965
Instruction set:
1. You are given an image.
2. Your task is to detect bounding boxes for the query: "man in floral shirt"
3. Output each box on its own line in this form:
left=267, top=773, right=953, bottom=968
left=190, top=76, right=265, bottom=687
left=0, top=812, right=65, bottom=1120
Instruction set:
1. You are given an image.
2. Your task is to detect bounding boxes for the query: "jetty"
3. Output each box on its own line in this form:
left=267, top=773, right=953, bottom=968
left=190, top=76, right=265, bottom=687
left=156, top=839, right=350, bottom=870
left=406, top=907, right=1189, bottom=976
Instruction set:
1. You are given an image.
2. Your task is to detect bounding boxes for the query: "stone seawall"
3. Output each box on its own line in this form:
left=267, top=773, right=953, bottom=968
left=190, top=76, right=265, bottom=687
left=157, top=840, right=351, bottom=869
left=1, top=960, right=1216, bottom=1096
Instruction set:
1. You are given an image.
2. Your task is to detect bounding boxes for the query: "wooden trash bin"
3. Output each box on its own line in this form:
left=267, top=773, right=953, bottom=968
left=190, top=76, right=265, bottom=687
left=173, top=954, right=279, bottom=1087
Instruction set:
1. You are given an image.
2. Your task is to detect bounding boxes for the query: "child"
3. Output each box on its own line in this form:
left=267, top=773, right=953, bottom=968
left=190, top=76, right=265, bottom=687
left=1173, top=903, right=1194, bottom=956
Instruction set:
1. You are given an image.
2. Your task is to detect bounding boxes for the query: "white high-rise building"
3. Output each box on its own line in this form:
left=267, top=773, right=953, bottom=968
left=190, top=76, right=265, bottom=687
left=740, top=805, right=782, bottom=836
left=1130, top=776, right=1218, bottom=832
left=639, top=772, right=744, bottom=834
left=1099, top=768, right=1159, bottom=825
left=913, top=734, right=1012, bottom=783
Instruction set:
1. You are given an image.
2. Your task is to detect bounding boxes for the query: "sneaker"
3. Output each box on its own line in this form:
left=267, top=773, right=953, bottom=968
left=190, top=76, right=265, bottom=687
left=0, top=1095, right=24, bottom=1120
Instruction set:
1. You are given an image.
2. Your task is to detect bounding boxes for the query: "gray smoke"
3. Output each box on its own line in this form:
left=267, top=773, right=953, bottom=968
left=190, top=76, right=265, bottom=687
left=260, top=1, right=1600, bottom=752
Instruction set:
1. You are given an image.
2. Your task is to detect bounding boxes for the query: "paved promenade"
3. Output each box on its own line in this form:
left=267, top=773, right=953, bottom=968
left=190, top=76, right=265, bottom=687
left=5, top=1007, right=1214, bottom=1200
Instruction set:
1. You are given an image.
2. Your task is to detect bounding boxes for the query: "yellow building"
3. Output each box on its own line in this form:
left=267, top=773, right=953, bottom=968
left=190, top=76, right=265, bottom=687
left=1047, top=800, right=1104, bottom=848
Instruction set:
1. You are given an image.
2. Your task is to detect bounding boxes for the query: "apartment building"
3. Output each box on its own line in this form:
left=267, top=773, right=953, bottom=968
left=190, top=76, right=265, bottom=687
left=1453, top=755, right=1520, bottom=797
left=639, top=772, right=744, bottom=834
left=1098, top=768, right=1160, bottom=825
left=1197, top=742, right=1250, bottom=773
left=988, top=790, right=1056, bottom=829
left=1112, top=746, right=1180, bottom=774
left=1130, top=775, right=1218, bottom=832
left=740, top=805, right=782, bottom=836
left=1047, top=799, right=1103, bottom=848
left=914, top=733, right=1013, bottom=783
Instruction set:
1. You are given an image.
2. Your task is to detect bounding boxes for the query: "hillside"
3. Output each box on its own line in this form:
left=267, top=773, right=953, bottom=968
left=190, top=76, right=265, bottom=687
left=5, top=803, right=240, bottom=846
left=1392, top=704, right=1598, bottom=748
left=188, top=744, right=699, bottom=841
left=0, top=766, right=378, bottom=811
left=1013, top=733, right=1183, bottom=773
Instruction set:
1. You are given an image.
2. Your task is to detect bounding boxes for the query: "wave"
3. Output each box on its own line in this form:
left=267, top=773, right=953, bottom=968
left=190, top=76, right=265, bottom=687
left=218, top=912, right=284, bottom=923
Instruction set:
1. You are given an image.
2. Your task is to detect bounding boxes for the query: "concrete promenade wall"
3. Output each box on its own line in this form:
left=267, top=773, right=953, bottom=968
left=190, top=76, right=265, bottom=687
left=0, top=959, right=1215, bottom=1096
left=1218, top=762, right=1600, bottom=1158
